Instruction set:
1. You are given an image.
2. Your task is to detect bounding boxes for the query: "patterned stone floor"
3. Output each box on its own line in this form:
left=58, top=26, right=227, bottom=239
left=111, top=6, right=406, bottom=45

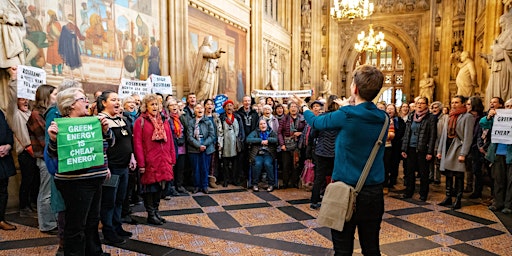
left=1, top=181, right=511, bottom=256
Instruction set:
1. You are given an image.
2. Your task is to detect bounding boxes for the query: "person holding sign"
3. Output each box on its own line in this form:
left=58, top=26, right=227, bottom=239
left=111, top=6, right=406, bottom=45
left=47, top=87, right=113, bottom=256
left=133, top=94, right=176, bottom=225
left=97, top=91, right=136, bottom=244
left=480, top=99, right=512, bottom=214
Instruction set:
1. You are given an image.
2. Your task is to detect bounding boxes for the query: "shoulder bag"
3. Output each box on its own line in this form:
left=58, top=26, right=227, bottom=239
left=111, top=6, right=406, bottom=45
left=317, top=115, right=389, bottom=232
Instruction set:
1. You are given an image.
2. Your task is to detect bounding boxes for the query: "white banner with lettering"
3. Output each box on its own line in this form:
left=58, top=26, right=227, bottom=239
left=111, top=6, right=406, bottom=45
left=251, top=89, right=312, bottom=98
left=491, top=109, right=512, bottom=144
left=150, top=75, right=173, bottom=95
left=118, top=78, right=151, bottom=99
left=16, top=65, right=47, bottom=100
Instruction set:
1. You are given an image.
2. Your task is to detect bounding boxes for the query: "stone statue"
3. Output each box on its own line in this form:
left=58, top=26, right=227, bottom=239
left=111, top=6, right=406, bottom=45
left=301, top=53, right=311, bottom=84
left=266, top=57, right=280, bottom=90
left=320, top=74, right=332, bottom=98
left=1, top=0, right=25, bottom=113
left=483, top=10, right=512, bottom=106
left=418, top=72, right=434, bottom=103
left=191, top=35, right=224, bottom=100
left=450, top=45, right=462, bottom=80
left=301, top=1, right=311, bottom=29
left=456, top=51, right=477, bottom=97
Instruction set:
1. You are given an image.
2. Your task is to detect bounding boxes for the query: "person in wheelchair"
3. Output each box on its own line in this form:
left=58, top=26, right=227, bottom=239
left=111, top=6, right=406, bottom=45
left=247, top=119, right=278, bottom=192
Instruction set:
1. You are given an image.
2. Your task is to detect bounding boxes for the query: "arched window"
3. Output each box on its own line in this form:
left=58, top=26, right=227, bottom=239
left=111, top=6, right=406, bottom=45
left=354, top=42, right=404, bottom=106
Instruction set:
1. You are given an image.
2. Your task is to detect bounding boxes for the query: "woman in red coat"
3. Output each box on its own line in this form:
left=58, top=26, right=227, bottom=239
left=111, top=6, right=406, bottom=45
left=133, top=94, right=176, bottom=225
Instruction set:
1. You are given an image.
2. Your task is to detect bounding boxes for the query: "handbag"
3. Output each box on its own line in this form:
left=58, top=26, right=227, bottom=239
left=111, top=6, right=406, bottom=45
left=317, top=115, right=389, bottom=232
left=300, top=159, right=315, bottom=186
left=284, top=137, right=297, bottom=151
left=14, top=133, right=34, bottom=158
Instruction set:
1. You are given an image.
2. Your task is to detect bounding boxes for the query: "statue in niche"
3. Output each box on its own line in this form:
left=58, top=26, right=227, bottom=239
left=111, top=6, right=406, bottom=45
left=456, top=51, right=477, bottom=97
left=456, top=0, right=466, bottom=15
left=416, top=0, right=429, bottom=10
left=482, top=9, right=512, bottom=107
left=301, top=53, right=311, bottom=84
left=395, top=0, right=405, bottom=12
left=266, top=52, right=280, bottom=90
left=396, top=54, right=403, bottom=69
left=191, top=35, right=224, bottom=100
left=320, top=73, right=332, bottom=98
left=301, top=1, right=311, bottom=29
left=419, top=72, right=435, bottom=103
left=450, top=44, right=462, bottom=80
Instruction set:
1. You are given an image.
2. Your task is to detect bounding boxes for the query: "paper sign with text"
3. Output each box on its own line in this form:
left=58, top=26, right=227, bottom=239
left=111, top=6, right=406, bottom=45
left=118, top=78, right=151, bottom=98
left=252, top=89, right=312, bottom=98
left=150, top=75, right=173, bottom=95
left=491, top=109, right=512, bottom=144
left=214, top=94, right=228, bottom=114
left=16, top=65, right=47, bottom=100
left=55, top=117, right=104, bottom=173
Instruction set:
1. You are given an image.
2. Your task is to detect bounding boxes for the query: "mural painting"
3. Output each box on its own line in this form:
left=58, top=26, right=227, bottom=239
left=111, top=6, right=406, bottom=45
left=188, top=6, right=247, bottom=103
left=17, top=0, right=162, bottom=85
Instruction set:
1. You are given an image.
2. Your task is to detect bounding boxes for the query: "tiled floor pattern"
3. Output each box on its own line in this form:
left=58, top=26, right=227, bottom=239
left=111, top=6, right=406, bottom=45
left=1, top=183, right=511, bottom=256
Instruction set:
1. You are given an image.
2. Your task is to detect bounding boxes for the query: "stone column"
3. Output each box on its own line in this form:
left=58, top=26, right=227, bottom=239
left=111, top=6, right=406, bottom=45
left=290, top=0, right=302, bottom=90
left=250, top=0, right=263, bottom=93
left=168, top=0, right=189, bottom=98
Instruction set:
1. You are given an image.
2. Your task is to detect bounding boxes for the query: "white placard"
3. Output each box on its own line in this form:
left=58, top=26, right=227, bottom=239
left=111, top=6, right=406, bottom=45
left=251, top=89, right=312, bottom=98
left=16, top=65, right=46, bottom=100
left=150, top=75, right=172, bottom=95
left=118, top=78, right=152, bottom=99
left=491, top=109, right=512, bottom=144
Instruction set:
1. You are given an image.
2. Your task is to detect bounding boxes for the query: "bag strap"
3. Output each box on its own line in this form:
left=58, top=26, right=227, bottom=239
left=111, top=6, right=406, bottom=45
left=354, top=115, right=389, bottom=193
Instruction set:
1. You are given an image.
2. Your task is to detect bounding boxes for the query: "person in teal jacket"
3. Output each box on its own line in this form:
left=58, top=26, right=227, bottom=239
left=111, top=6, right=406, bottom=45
left=480, top=98, right=512, bottom=214
left=293, top=64, right=388, bottom=256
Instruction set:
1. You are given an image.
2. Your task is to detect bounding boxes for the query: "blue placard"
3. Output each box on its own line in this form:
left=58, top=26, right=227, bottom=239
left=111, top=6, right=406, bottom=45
left=214, top=94, right=229, bottom=114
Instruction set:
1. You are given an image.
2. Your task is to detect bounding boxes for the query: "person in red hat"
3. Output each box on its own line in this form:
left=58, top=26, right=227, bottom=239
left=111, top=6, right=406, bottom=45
left=218, top=100, right=245, bottom=187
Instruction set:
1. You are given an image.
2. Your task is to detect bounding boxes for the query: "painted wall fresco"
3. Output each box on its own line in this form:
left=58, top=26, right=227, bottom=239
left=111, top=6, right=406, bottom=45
left=17, top=0, right=162, bottom=84
left=188, top=7, right=247, bottom=103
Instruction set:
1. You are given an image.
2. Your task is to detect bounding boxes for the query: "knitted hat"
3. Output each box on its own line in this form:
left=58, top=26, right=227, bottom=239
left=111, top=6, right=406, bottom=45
left=223, top=100, right=234, bottom=108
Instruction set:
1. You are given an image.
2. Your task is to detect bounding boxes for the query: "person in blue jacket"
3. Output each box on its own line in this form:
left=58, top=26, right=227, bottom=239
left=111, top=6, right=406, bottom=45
left=293, top=64, right=388, bottom=255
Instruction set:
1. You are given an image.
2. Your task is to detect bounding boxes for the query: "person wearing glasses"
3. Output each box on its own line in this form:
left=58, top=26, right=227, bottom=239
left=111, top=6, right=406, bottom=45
left=401, top=96, right=437, bottom=201
left=47, top=87, right=113, bottom=255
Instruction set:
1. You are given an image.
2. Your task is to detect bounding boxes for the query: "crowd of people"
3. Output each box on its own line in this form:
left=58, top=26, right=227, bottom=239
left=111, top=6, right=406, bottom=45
left=0, top=64, right=512, bottom=256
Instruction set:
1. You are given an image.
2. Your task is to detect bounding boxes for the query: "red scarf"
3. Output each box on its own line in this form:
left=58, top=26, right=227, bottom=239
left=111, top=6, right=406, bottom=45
left=170, top=112, right=182, bottom=138
left=149, top=114, right=167, bottom=142
left=447, top=107, right=467, bottom=138
left=225, top=113, right=234, bottom=125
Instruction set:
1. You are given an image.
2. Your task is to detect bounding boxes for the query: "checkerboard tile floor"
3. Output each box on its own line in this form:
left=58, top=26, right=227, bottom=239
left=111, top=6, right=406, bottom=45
left=1, top=183, right=511, bottom=255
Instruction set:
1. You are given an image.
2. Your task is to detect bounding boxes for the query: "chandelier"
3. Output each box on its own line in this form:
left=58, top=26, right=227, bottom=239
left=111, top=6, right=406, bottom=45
left=330, top=0, right=374, bottom=23
left=354, top=24, right=386, bottom=52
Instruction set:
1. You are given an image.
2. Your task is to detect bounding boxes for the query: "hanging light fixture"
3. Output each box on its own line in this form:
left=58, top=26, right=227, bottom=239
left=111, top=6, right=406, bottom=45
left=354, top=24, right=386, bottom=52
left=330, top=0, right=374, bottom=23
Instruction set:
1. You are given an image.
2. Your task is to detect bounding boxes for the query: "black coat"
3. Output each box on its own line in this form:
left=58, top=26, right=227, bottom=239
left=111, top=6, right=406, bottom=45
left=401, top=111, right=437, bottom=155
left=0, top=111, right=16, bottom=179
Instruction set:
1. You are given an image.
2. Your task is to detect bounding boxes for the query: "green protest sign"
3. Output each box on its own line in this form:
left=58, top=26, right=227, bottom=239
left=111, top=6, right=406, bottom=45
left=55, top=117, right=104, bottom=173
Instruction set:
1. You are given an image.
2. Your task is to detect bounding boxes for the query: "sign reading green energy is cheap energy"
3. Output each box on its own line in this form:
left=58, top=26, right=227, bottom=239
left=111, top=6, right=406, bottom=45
left=55, top=117, right=104, bottom=173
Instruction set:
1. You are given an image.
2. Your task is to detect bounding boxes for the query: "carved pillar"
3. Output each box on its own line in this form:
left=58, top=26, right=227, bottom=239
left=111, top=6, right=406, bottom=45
left=250, top=0, right=263, bottom=93
left=300, top=0, right=312, bottom=90
left=310, top=0, right=321, bottom=97
left=168, top=0, right=188, bottom=98
left=291, top=0, right=302, bottom=90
